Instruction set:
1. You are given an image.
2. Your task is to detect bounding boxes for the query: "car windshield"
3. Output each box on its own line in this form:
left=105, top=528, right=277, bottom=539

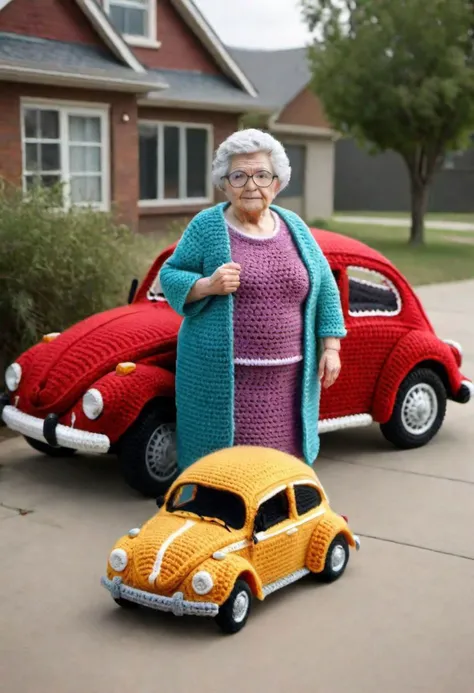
left=167, top=483, right=246, bottom=530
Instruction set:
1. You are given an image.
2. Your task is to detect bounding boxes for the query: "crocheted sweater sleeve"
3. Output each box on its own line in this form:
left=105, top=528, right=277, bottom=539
left=315, top=252, right=347, bottom=339
left=159, top=219, right=212, bottom=318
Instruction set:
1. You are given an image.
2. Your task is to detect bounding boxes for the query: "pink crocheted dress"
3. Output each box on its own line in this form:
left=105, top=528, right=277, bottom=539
left=228, top=212, right=310, bottom=458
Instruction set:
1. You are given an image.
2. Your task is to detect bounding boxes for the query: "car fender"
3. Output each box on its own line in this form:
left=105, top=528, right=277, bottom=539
left=181, top=553, right=264, bottom=605
left=372, top=330, right=462, bottom=424
left=306, top=516, right=355, bottom=574
left=67, top=364, right=175, bottom=444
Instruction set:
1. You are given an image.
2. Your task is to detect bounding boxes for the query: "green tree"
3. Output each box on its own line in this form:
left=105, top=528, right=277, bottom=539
left=301, top=0, right=474, bottom=244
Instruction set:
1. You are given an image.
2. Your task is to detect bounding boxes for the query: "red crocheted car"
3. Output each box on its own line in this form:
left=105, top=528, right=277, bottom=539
left=2, top=229, right=473, bottom=497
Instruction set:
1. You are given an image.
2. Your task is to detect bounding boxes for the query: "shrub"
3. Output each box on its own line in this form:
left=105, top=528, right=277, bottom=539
left=0, top=181, right=153, bottom=387
left=307, top=217, right=334, bottom=231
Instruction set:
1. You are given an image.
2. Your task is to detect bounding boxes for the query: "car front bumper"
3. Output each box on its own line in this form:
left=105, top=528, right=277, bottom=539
left=101, top=576, right=219, bottom=617
left=1, top=403, right=110, bottom=454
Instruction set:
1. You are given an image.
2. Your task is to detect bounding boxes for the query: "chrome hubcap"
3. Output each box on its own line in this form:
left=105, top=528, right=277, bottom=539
left=232, top=591, right=250, bottom=623
left=145, top=423, right=177, bottom=482
left=330, top=544, right=346, bottom=573
left=402, top=384, right=438, bottom=435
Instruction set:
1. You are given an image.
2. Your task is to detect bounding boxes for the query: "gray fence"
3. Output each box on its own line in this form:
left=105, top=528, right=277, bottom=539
left=334, top=137, right=474, bottom=213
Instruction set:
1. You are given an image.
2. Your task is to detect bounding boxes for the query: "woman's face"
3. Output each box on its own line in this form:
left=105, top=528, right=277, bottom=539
left=223, top=151, right=280, bottom=220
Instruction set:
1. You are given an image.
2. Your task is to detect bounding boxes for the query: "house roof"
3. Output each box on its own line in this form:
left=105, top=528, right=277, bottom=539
left=0, top=32, right=166, bottom=91
left=227, top=46, right=312, bottom=110
left=142, top=68, right=267, bottom=112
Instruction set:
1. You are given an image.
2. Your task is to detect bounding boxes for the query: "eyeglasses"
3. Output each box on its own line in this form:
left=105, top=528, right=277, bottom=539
left=222, top=169, right=278, bottom=188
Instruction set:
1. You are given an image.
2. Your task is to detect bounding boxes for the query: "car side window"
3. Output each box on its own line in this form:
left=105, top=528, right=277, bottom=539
left=294, top=485, right=322, bottom=516
left=255, top=490, right=289, bottom=533
left=347, top=266, right=401, bottom=317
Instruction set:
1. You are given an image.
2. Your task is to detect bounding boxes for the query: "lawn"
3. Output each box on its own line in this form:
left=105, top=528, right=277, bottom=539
left=329, top=221, right=474, bottom=286
left=334, top=211, right=474, bottom=224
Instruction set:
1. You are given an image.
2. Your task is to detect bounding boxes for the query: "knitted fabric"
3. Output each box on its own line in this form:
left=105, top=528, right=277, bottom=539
left=159, top=202, right=346, bottom=471
left=229, top=215, right=310, bottom=361
left=105, top=448, right=357, bottom=605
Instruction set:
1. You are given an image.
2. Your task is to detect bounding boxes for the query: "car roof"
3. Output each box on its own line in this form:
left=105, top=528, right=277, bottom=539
left=311, top=228, right=396, bottom=269
left=174, top=446, right=324, bottom=507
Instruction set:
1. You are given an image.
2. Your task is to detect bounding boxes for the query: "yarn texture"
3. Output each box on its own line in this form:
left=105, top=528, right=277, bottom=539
left=159, top=202, right=346, bottom=471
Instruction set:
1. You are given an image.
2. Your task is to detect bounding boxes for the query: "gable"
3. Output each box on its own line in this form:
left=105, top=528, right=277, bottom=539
left=0, top=0, right=103, bottom=46
left=276, top=86, right=331, bottom=129
left=132, top=0, right=219, bottom=73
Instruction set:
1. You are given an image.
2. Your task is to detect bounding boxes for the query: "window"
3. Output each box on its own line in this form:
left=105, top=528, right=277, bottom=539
left=347, top=266, right=401, bottom=317
left=255, top=490, right=289, bottom=533
left=294, top=484, right=322, bottom=516
left=139, top=122, right=212, bottom=205
left=167, top=483, right=246, bottom=530
left=279, top=143, right=305, bottom=198
left=22, top=103, right=108, bottom=210
left=105, top=0, right=157, bottom=44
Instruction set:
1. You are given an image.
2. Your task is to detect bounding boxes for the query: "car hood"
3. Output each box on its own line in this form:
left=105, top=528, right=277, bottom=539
left=22, top=302, right=180, bottom=414
left=128, top=513, right=245, bottom=594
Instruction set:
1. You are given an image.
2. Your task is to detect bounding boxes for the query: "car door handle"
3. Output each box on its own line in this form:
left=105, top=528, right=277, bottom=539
left=287, top=527, right=298, bottom=536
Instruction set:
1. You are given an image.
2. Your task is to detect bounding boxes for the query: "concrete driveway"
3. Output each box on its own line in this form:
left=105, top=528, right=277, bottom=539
left=1, top=281, right=473, bottom=693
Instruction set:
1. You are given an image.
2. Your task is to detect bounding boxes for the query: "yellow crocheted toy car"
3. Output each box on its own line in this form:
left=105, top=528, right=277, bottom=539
left=101, top=446, right=360, bottom=633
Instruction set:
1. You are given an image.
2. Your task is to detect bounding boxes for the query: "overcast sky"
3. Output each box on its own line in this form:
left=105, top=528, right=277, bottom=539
left=194, top=0, right=313, bottom=50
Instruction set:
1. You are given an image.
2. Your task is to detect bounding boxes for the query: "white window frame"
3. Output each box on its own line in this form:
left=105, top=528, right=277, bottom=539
left=347, top=265, right=402, bottom=318
left=103, top=0, right=159, bottom=48
left=21, top=99, right=110, bottom=212
left=138, top=120, right=213, bottom=207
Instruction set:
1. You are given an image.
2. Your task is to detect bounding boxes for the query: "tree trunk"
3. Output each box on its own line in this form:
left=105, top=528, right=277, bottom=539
left=409, top=179, right=428, bottom=246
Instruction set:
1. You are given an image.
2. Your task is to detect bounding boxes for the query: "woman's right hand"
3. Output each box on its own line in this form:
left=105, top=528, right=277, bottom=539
left=207, top=262, right=241, bottom=295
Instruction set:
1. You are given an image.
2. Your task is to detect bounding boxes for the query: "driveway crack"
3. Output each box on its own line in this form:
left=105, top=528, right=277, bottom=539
left=358, top=533, right=474, bottom=562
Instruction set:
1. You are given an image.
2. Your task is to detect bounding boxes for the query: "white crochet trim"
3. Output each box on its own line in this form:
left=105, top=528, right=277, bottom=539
left=148, top=519, right=195, bottom=584
left=147, top=273, right=168, bottom=302
left=347, top=265, right=402, bottom=317
left=234, top=355, right=303, bottom=366
left=2, top=405, right=110, bottom=453
left=218, top=539, right=250, bottom=556
left=318, top=413, right=373, bottom=434
left=258, top=484, right=287, bottom=507
left=263, top=568, right=310, bottom=598
left=255, top=509, right=326, bottom=543
left=444, top=339, right=463, bottom=357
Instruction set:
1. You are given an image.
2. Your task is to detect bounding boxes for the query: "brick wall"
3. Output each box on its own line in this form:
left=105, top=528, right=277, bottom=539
left=0, top=83, right=139, bottom=230
left=0, top=0, right=102, bottom=45
left=277, top=86, right=331, bottom=129
left=130, top=0, right=220, bottom=73
left=138, top=106, right=239, bottom=233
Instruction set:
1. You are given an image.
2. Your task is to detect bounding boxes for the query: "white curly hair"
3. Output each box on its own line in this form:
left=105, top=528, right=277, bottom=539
left=211, top=128, right=292, bottom=192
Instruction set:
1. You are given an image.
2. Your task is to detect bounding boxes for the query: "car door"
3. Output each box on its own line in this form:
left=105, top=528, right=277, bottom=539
left=320, top=264, right=409, bottom=418
left=290, top=482, right=326, bottom=566
left=250, top=487, right=300, bottom=588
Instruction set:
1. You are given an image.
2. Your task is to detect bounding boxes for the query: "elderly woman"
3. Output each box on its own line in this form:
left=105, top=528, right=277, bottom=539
left=160, top=128, right=346, bottom=473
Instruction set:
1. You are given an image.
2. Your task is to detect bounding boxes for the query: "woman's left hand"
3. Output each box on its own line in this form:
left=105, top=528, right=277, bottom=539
left=318, top=348, right=341, bottom=389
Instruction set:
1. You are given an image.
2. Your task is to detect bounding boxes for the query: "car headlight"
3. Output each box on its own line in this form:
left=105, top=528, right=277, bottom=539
left=192, top=570, right=214, bottom=595
left=5, top=363, right=22, bottom=392
left=109, top=548, right=128, bottom=572
left=82, top=388, right=103, bottom=420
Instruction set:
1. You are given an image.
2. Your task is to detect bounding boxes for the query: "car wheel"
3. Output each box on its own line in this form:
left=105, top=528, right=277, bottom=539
left=315, top=534, right=349, bottom=583
left=215, top=579, right=252, bottom=634
left=24, top=436, right=76, bottom=457
left=118, top=400, right=178, bottom=498
left=380, top=368, right=447, bottom=449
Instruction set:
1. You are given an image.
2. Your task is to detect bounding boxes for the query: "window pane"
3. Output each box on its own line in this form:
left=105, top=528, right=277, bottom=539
left=25, top=174, right=61, bottom=190
left=69, top=116, right=101, bottom=143
left=295, top=485, right=321, bottom=516
left=126, top=8, right=146, bottom=36
left=257, top=491, right=289, bottom=531
left=25, top=143, right=39, bottom=171
left=110, top=5, right=126, bottom=33
left=164, top=126, right=180, bottom=199
left=40, top=110, right=59, bottom=139
left=41, top=143, right=60, bottom=171
left=24, top=109, right=39, bottom=138
left=280, top=144, right=305, bottom=198
left=186, top=128, right=208, bottom=198
left=70, top=176, right=102, bottom=203
left=69, top=146, right=101, bottom=173
left=348, top=267, right=400, bottom=314
left=139, top=124, right=158, bottom=200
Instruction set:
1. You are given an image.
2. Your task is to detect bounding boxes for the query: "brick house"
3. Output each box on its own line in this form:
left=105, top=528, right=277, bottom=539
left=0, top=0, right=268, bottom=232
left=229, top=47, right=338, bottom=221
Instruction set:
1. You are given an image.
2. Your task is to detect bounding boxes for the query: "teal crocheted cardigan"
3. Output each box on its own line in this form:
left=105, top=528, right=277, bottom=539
left=159, top=202, right=346, bottom=471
